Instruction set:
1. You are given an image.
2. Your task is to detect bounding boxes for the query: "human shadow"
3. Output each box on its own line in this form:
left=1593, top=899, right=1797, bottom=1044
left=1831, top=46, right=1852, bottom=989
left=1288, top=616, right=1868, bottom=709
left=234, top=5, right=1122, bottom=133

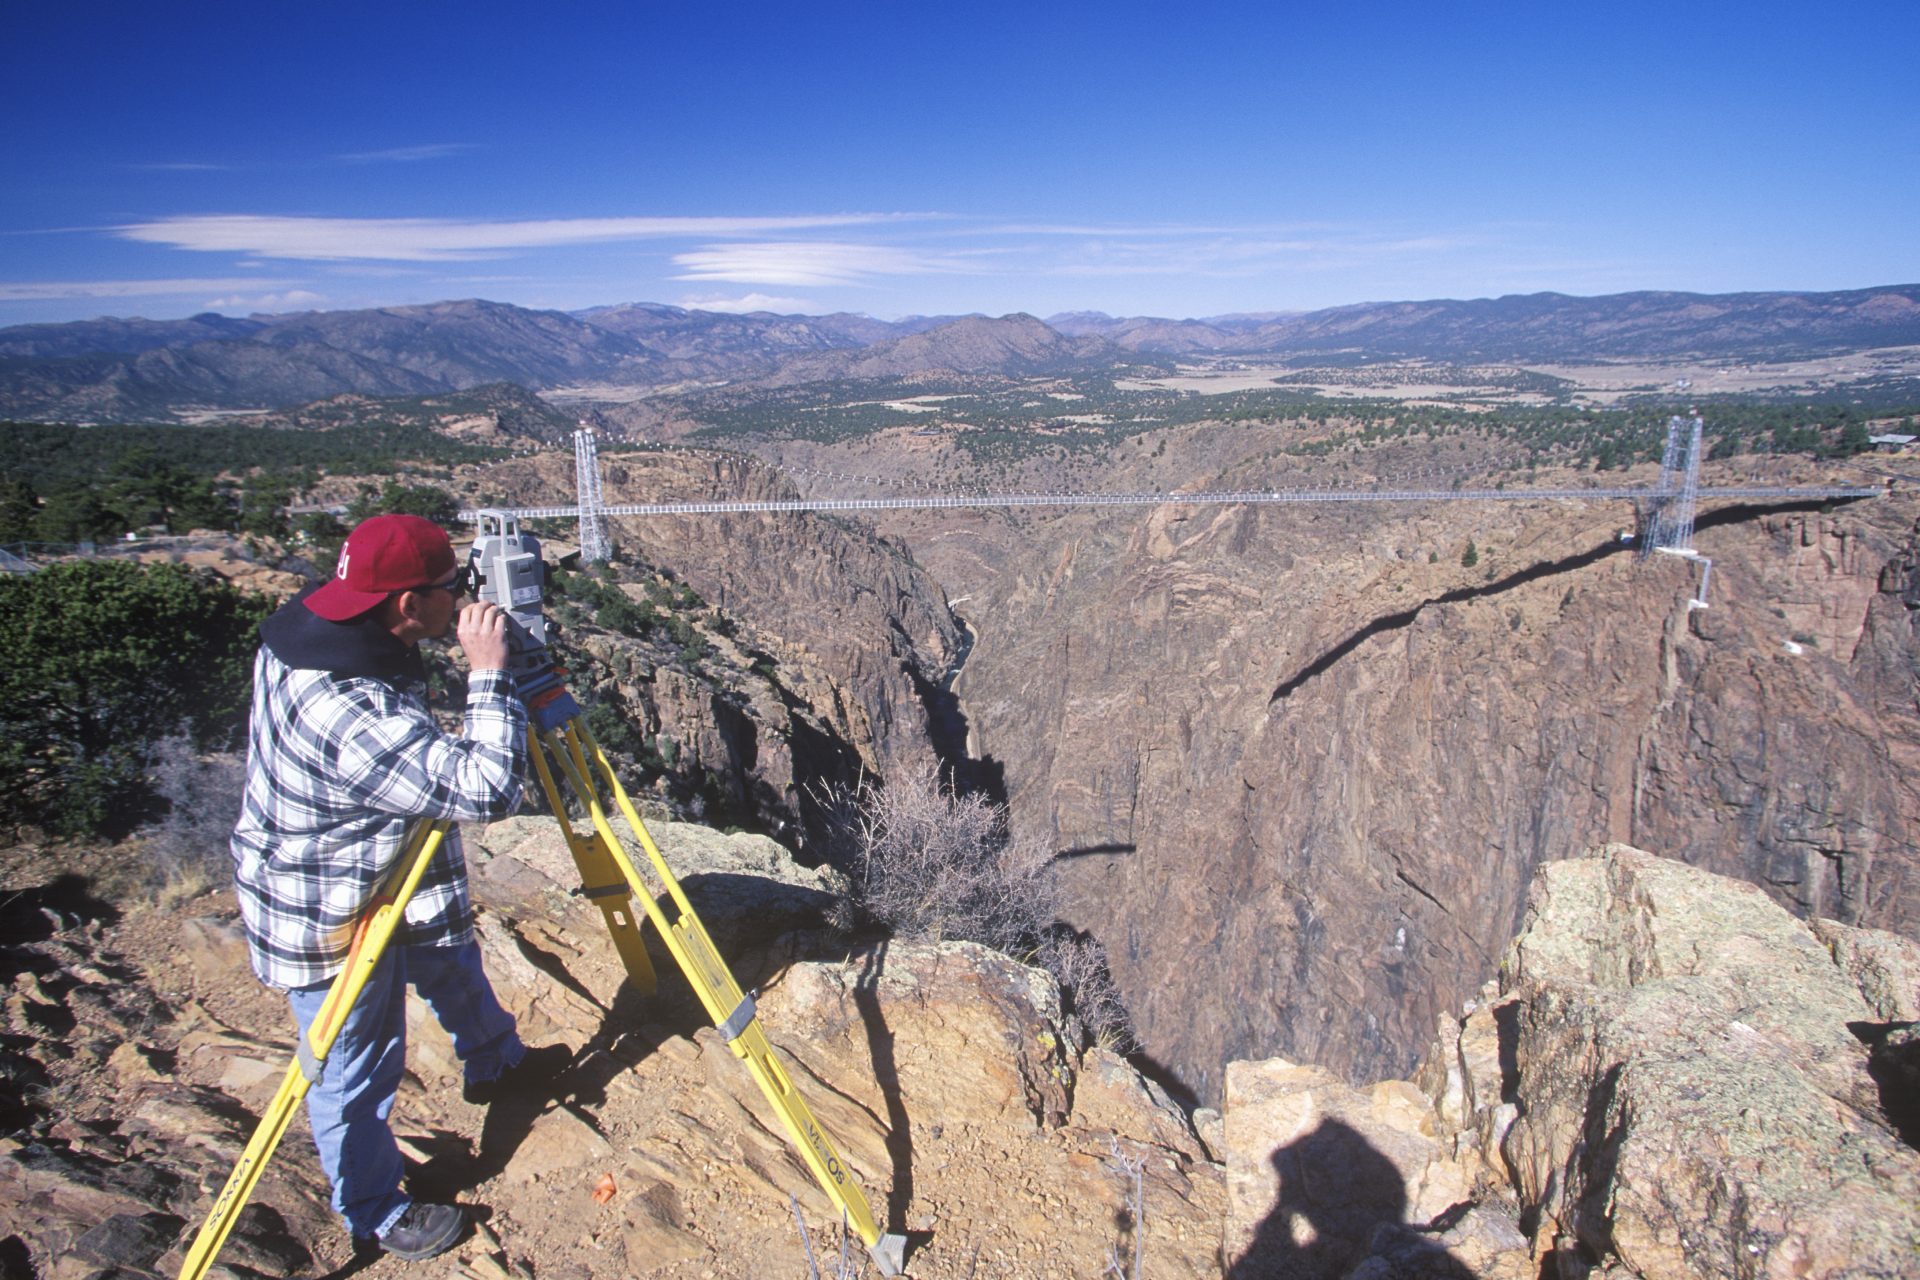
left=409, top=984, right=650, bottom=1201
left=1227, top=1118, right=1474, bottom=1280
left=849, top=940, right=918, bottom=1257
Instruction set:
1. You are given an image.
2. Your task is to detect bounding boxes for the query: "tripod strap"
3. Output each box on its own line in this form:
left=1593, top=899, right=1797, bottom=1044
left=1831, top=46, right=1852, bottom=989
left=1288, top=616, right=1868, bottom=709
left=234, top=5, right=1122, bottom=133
left=714, top=991, right=758, bottom=1043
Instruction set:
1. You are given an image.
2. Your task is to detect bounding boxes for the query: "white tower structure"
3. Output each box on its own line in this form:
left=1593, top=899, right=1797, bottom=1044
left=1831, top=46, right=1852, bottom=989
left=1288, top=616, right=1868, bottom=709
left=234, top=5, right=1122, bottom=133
left=573, top=426, right=612, bottom=563
left=1645, top=412, right=1705, bottom=554
left=1670, top=414, right=1704, bottom=553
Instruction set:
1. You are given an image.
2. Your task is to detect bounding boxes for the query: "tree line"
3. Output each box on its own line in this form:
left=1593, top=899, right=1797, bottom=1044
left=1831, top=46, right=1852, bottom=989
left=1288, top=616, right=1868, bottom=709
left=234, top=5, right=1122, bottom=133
left=0, top=420, right=503, bottom=544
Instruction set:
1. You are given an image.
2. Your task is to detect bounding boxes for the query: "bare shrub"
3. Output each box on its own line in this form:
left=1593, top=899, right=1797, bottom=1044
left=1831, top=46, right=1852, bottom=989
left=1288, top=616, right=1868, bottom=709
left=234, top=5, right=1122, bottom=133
left=140, top=733, right=244, bottom=907
left=825, top=766, right=1053, bottom=950
left=1040, top=932, right=1135, bottom=1052
left=1103, top=1135, right=1147, bottom=1279
left=818, top=766, right=1136, bottom=1049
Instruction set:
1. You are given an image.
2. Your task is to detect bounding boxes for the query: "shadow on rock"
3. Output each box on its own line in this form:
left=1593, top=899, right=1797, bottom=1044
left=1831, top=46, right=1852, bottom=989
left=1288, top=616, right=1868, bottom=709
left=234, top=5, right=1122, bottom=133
left=1270, top=538, right=1625, bottom=703
left=851, top=941, right=915, bottom=1249
left=1228, top=1118, right=1473, bottom=1280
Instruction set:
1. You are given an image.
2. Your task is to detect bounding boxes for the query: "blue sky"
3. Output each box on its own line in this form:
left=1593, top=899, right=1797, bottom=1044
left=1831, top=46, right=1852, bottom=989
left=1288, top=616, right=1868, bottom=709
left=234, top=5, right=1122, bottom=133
left=4, top=2, right=1915, bottom=325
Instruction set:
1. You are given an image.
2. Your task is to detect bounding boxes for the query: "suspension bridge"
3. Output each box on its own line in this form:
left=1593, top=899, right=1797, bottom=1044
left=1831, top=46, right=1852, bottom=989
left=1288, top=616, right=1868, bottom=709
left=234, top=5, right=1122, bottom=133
left=462, top=417, right=1882, bottom=605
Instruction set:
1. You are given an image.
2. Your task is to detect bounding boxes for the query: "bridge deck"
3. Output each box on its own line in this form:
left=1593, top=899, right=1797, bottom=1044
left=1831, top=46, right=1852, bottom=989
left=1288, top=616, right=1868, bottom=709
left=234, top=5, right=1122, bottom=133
left=461, top=484, right=1881, bottom=522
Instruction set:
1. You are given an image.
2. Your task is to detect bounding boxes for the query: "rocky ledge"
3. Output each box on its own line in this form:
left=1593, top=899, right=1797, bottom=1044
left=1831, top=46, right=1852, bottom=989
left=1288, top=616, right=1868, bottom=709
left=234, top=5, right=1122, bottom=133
left=2, top=833, right=1914, bottom=1279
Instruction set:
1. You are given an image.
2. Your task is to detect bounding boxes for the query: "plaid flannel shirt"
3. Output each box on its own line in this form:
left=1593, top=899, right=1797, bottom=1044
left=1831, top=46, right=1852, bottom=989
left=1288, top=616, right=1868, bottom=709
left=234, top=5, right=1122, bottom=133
left=230, top=645, right=526, bottom=989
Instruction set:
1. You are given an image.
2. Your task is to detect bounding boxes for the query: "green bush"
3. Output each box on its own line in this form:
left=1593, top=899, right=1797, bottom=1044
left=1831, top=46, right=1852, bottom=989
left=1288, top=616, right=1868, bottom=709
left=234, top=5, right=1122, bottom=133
left=0, top=560, right=273, bottom=836
left=583, top=700, right=647, bottom=759
left=594, top=594, right=653, bottom=635
left=346, top=480, right=460, bottom=528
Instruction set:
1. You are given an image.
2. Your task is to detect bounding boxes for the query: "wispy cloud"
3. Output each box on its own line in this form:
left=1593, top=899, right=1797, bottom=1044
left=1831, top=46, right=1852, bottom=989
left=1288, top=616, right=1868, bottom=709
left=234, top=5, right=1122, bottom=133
left=1032, top=231, right=1487, bottom=278
left=203, top=288, right=327, bottom=311
left=0, top=277, right=303, bottom=301
left=671, top=242, right=976, bottom=287
left=678, top=292, right=825, bottom=314
left=333, top=144, right=479, bottom=164
left=117, top=213, right=928, bottom=261
left=981, top=221, right=1262, bottom=237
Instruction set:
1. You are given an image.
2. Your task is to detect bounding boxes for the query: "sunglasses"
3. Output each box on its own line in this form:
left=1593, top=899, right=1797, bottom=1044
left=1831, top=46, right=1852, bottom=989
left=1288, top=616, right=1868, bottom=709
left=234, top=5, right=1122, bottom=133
left=418, top=564, right=477, bottom=597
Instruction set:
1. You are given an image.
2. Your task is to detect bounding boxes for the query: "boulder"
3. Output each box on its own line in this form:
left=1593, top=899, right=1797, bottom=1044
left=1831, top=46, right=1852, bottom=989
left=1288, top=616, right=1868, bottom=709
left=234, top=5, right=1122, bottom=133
left=1489, top=845, right=1920, bottom=1278
left=468, top=815, right=842, bottom=953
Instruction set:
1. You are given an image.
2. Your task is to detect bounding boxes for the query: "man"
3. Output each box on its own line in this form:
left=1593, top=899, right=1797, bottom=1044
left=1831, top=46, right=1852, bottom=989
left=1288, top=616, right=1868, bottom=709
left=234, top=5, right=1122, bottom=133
left=230, top=514, right=566, bottom=1261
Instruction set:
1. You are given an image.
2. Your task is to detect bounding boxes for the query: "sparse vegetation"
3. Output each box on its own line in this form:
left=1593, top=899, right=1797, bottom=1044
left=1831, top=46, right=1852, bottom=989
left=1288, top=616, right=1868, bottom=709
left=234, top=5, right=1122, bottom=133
left=0, top=419, right=505, bottom=545
left=673, top=370, right=1920, bottom=480
left=819, top=766, right=1135, bottom=1049
left=139, top=737, right=247, bottom=907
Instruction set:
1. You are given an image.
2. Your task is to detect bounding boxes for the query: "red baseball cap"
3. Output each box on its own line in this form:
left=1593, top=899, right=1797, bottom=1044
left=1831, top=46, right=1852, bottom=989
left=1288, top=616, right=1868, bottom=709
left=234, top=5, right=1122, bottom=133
left=304, top=514, right=457, bottom=621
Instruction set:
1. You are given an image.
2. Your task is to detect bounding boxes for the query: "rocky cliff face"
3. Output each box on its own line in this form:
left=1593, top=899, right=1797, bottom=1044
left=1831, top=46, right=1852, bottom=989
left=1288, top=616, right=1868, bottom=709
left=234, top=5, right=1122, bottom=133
left=472, top=447, right=962, bottom=844
left=929, top=465, right=1920, bottom=1096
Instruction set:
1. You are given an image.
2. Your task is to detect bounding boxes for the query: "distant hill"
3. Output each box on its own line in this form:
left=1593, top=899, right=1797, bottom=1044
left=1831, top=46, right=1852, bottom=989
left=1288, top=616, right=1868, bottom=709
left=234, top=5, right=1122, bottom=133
left=0, top=299, right=660, bottom=422
left=1045, top=311, right=1246, bottom=354
left=0, top=339, right=451, bottom=423
left=0, top=311, right=267, bottom=359
left=574, top=302, right=896, bottom=379
left=1054, top=284, right=1920, bottom=362
left=5, top=285, right=1919, bottom=422
left=249, top=298, right=655, bottom=387
left=763, top=313, right=1117, bottom=384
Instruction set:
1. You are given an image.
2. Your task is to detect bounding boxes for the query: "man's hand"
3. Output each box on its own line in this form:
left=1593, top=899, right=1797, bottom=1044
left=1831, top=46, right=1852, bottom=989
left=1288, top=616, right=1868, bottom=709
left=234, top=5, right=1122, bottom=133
left=456, top=601, right=511, bottom=672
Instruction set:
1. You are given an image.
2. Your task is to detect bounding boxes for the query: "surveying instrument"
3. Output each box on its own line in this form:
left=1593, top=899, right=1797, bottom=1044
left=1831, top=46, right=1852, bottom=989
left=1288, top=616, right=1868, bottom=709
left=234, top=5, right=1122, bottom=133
left=177, top=510, right=909, bottom=1279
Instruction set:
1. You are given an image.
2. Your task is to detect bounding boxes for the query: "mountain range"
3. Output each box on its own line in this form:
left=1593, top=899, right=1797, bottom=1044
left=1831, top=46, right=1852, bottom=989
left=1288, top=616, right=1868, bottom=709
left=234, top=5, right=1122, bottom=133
left=3, top=284, right=1917, bottom=422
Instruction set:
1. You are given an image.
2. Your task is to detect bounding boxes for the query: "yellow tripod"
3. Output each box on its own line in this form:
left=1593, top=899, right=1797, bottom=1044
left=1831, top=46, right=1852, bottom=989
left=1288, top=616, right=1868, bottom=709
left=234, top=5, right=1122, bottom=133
left=175, top=818, right=453, bottom=1280
left=178, top=713, right=906, bottom=1279
left=529, top=715, right=905, bottom=1276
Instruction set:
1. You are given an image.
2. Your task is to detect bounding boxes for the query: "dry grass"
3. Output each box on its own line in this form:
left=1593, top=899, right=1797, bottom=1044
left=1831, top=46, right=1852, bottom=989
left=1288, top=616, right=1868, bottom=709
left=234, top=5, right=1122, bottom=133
left=139, top=734, right=244, bottom=909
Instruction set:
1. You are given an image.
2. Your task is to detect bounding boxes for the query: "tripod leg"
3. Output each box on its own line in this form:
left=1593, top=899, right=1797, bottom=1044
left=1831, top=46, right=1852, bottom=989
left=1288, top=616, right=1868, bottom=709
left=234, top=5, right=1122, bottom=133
left=178, top=821, right=451, bottom=1280
left=530, top=737, right=656, bottom=994
left=550, top=718, right=904, bottom=1274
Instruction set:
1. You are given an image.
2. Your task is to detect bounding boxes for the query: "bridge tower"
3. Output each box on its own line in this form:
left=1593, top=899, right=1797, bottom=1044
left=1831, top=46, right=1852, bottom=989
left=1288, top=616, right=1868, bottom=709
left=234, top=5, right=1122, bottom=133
left=1668, top=413, right=1704, bottom=553
left=1644, top=412, right=1704, bottom=554
left=1645, top=412, right=1712, bottom=606
left=573, top=425, right=612, bottom=563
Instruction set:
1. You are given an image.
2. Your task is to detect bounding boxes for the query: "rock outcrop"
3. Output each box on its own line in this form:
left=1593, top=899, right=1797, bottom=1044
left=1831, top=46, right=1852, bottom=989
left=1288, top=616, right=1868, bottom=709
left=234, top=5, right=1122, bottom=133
left=6, top=821, right=1916, bottom=1279
left=0, top=819, right=1223, bottom=1280
left=1219, top=844, right=1920, bottom=1279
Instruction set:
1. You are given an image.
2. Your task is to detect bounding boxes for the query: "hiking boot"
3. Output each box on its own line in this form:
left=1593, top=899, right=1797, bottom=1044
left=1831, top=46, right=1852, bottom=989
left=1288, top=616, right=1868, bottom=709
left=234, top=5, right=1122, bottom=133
left=462, top=1042, right=571, bottom=1106
left=378, top=1201, right=466, bottom=1261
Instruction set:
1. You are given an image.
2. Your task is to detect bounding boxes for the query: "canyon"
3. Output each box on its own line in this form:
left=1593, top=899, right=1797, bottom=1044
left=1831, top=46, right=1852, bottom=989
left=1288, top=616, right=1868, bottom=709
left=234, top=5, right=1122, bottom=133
left=406, top=417, right=1920, bottom=1105
left=746, top=423, right=1920, bottom=1099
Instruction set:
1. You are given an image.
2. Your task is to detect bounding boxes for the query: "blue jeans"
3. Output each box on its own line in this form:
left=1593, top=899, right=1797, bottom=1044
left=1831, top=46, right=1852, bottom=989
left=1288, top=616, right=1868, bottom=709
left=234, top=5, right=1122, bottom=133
left=287, top=940, right=524, bottom=1238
